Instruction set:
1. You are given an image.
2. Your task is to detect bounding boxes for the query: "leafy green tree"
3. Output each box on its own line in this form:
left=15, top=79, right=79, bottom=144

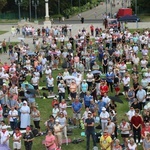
left=0, top=0, right=7, bottom=12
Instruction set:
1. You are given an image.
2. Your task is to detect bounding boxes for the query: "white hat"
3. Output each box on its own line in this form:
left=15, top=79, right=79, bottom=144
left=55, top=119, right=59, bottom=122
left=23, top=101, right=27, bottom=104
left=88, top=111, right=92, bottom=114
left=102, top=107, right=106, bottom=111
left=83, top=79, right=86, bottom=82
left=2, top=125, right=7, bottom=130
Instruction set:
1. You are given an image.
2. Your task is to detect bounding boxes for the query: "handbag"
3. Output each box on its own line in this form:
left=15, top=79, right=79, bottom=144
left=13, top=118, right=18, bottom=123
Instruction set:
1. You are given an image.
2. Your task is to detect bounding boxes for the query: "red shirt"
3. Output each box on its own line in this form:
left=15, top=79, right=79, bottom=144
left=131, top=115, right=143, bottom=127
left=141, top=127, right=150, bottom=138
left=100, top=85, right=109, bottom=96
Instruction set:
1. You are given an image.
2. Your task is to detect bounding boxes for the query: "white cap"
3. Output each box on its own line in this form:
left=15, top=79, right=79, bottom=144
left=55, top=119, right=59, bottom=122
left=23, top=101, right=27, bottom=104
left=88, top=111, right=92, bottom=114
left=2, top=125, right=7, bottom=130
left=102, top=107, right=106, bottom=111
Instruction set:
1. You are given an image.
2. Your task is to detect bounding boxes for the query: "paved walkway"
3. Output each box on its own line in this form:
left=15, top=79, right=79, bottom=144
left=69, top=1, right=121, bottom=20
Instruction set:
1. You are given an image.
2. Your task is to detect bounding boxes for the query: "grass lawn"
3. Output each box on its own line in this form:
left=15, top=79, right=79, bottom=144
left=7, top=37, right=147, bottom=150
left=139, top=15, right=150, bottom=22
left=0, top=31, right=7, bottom=35
left=8, top=68, right=144, bottom=150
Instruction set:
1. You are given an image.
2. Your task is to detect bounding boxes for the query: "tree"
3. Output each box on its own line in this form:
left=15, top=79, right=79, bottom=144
left=0, top=0, right=7, bottom=13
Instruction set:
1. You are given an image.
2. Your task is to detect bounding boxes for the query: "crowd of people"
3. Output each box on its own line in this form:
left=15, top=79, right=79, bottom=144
left=0, top=22, right=149, bottom=150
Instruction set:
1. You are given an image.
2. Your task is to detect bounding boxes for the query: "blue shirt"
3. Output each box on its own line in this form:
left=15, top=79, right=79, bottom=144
left=97, top=101, right=106, bottom=113
left=36, top=65, right=42, bottom=72
left=81, top=83, right=88, bottom=93
left=84, top=95, right=93, bottom=107
left=72, top=102, right=82, bottom=113
left=72, top=72, right=78, bottom=77
left=106, top=72, right=114, bottom=83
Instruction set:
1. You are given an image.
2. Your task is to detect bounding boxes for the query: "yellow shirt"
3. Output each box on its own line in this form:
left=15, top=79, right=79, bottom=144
left=100, top=135, right=112, bottom=150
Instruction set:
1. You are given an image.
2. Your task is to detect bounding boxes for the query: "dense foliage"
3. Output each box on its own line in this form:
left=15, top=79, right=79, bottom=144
left=0, top=0, right=101, bottom=19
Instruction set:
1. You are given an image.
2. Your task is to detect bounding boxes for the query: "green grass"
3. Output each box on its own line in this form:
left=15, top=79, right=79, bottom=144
left=7, top=41, right=146, bottom=150
left=0, top=31, right=7, bottom=35
left=139, top=15, right=150, bottom=22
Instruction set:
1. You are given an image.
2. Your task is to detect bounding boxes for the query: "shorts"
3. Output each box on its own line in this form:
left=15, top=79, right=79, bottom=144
left=121, top=134, right=129, bottom=138
left=124, top=86, right=129, bottom=92
left=70, top=92, right=76, bottom=98
left=33, top=85, right=38, bottom=90
left=73, top=112, right=81, bottom=120
left=13, top=142, right=21, bottom=149
left=48, top=87, right=54, bottom=92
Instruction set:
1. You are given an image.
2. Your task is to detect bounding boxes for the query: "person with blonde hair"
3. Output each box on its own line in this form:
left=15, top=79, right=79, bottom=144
left=54, top=119, right=63, bottom=149
left=142, top=133, right=150, bottom=150
left=127, top=138, right=137, bottom=150
left=112, top=139, right=122, bottom=150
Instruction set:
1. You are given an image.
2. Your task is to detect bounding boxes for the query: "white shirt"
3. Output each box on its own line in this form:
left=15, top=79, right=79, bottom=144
left=8, top=109, right=18, bottom=122
left=127, top=143, right=137, bottom=150
left=122, top=77, right=130, bottom=86
left=52, top=108, right=59, bottom=118
left=126, top=110, right=135, bottom=121
left=102, top=96, right=110, bottom=105
left=45, top=69, right=52, bottom=77
left=47, top=77, right=54, bottom=87
left=58, top=83, right=65, bottom=93
left=86, top=73, right=94, bottom=82
left=100, top=111, right=109, bottom=123
left=136, top=89, right=146, bottom=102
left=31, top=77, right=39, bottom=86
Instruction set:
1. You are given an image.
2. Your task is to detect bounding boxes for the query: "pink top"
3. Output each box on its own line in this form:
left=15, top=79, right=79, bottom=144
left=45, top=134, right=56, bottom=150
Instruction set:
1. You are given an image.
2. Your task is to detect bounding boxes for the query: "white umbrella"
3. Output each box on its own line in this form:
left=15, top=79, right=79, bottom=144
left=63, top=76, right=77, bottom=81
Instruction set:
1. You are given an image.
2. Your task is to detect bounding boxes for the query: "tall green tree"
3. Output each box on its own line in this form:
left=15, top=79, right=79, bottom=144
left=0, top=0, right=7, bottom=12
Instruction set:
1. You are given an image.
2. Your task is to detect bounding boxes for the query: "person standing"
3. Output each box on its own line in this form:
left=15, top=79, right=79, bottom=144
left=53, top=119, right=63, bottom=149
left=13, top=128, right=22, bottom=150
left=58, top=112, right=68, bottom=145
left=8, top=106, right=18, bottom=130
left=23, top=126, right=34, bottom=150
left=2, top=39, right=7, bottom=54
left=72, top=97, right=82, bottom=126
left=84, top=111, right=97, bottom=150
left=106, top=69, right=114, bottom=93
left=100, top=107, right=110, bottom=132
left=0, top=125, right=10, bottom=146
left=131, top=109, right=143, bottom=145
left=136, top=85, right=146, bottom=110
left=142, top=133, right=150, bottom=150
left=47, top=75, right=54, bottom=96
left=20, top=101, right=30, bottom=129
left=100, top=129, right=112, bottom=150
left=44, top=129, right=57, bottom=150
left=58, top=80, right=66, bottom=103
left=31, top=106, right=41, bottom=134
left=69, top=80, right=77, bottom=101
left=119, top=119, right=130, bottom=149
left=84, top=91, right=93, bottom=108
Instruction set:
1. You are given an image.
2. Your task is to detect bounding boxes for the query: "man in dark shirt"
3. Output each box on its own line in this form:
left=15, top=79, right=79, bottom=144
left=84, top=111, right=96, bottom=150
left=131, top=109, right=143, bottom=145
